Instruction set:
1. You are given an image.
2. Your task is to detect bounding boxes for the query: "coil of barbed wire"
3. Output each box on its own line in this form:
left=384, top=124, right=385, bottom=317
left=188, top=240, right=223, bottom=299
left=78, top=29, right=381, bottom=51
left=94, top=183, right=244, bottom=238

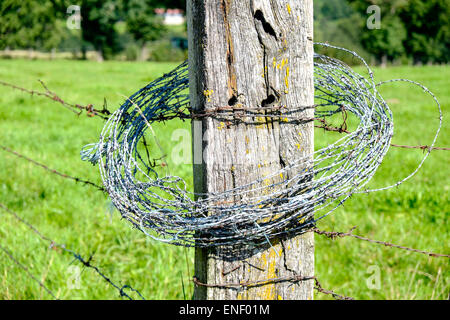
left=81, top=43, right=440, bottom=247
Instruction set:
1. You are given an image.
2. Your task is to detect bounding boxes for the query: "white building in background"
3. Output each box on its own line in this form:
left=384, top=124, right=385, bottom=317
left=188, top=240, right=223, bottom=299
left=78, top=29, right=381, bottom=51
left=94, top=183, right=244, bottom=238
left=155, top=8, right=185, bottom=25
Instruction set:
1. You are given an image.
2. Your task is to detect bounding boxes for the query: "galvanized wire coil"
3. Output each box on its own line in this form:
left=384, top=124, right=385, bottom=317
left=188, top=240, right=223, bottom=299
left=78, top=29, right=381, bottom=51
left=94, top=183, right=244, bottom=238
left=81, top=43, right=441, bottom=247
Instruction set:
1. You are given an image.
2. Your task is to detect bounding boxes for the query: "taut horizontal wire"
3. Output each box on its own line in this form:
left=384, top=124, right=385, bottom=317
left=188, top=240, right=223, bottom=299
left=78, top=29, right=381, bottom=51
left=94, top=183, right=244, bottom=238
left=0, top=144, right=105, bottom=192
left=313, top=227, right=450, bottom=258
left=0, top=79, right=110, bottom=119
left=0, top=202, right=145, bottom=300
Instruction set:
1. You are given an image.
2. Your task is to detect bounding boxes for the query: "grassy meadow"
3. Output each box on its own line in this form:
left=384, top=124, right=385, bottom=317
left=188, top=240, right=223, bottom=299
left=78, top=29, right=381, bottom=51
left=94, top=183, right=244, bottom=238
left=0, top=58, right=448, bottom=300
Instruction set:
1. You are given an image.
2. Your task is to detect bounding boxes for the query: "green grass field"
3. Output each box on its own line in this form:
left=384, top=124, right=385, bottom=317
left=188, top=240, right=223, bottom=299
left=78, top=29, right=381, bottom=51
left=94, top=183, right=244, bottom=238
left=0, top=58, right=448, bottom=300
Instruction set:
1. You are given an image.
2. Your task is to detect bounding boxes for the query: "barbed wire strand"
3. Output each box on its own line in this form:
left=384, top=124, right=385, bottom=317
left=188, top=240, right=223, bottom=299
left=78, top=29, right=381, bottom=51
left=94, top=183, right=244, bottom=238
left=0, top=79, right=110, bottom=119
left=192, top=275, right=353, bottom=300
left=0, top=242, right=59, bottom=300
left=0, top=202, right=145, bottom=300
left=0, top=144, right=105, bottom=192
left=0, top=80, right=447, bottom=152
left=313, top=227, right=450, bottom=258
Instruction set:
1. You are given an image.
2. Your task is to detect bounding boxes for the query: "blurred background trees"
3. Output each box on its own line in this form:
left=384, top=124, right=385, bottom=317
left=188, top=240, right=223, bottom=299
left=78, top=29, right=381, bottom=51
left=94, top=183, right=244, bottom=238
left=345, top=0, right=449, bottom=65
left=0, top=0, right=448, bottom=64
left=0, top=0, right=67, bottom=52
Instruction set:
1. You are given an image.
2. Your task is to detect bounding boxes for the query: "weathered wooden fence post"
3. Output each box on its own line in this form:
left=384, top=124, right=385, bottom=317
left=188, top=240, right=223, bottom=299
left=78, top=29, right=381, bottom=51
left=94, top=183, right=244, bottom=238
left=188, top=0, right=314, bottom=300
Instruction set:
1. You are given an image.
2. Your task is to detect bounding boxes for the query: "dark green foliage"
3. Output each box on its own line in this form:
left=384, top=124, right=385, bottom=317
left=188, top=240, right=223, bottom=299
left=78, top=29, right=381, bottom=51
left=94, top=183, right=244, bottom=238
left=79, top=0, right=122, bottom=60
left=0, top=0, right=448, bottom=63
left=0, top=0, right=67, bottom=50
left=0, top=0, right=186, bottom=60
left=399, top=0, right=449, bottom=64
left=148, top=40, right=188, bottom=62
left=314, top=0, right=371, bottom=65
left=314, top=0, right=354, bottom=21
left=123, top=0, right=166, bottom=44
left=347, top=0, right=449, bottom=64
left=360, top=15, right=407, bottom=63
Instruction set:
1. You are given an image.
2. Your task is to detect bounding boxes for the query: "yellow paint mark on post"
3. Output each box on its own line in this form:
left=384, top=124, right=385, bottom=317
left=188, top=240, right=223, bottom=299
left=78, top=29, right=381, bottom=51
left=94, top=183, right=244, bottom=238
left=259, top=249, right=278, bottom=299
left=256, top=116, right=266, bottom=129
left=218, top=122, right=226, bottom=130
left=203, top=89, right=214, bottom=102
left=285, top=66, right=290, bottom=88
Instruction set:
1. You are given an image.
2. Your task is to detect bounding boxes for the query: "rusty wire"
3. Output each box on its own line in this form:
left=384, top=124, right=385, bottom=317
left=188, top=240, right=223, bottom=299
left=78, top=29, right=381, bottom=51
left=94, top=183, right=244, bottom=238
left=0, top=79, right=110, bottom=119
left=0, top=202, right=145, bottom=300
left=192, top=275, right=353, bottom=300
left=313, top=227, right=450, bottom=258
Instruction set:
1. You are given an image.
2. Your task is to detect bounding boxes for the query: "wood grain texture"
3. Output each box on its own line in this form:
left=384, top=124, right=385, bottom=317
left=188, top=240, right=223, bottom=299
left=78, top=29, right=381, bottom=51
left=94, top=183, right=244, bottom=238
left=188, top=0, right=314, bottom=300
